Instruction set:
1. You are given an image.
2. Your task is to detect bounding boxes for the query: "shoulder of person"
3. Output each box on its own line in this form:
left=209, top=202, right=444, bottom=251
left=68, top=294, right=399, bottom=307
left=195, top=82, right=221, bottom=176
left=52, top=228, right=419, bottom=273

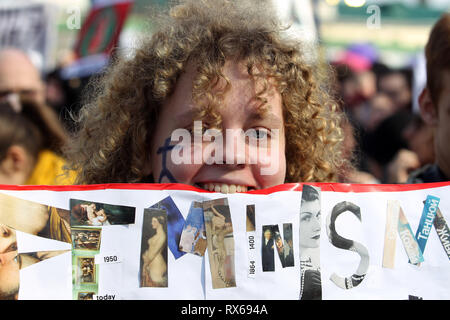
left=26, top=150, right=77, bottom=185
left=407, top=163, right=446, bottom=184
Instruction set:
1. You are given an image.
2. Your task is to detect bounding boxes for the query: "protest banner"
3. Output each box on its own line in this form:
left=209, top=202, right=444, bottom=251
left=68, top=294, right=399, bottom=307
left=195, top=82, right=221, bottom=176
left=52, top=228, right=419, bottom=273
left=0, top=1, right=56, bottom=72
left=0, top=181, right=449, bottom=300
left=61, top=0, right=134, bottom=80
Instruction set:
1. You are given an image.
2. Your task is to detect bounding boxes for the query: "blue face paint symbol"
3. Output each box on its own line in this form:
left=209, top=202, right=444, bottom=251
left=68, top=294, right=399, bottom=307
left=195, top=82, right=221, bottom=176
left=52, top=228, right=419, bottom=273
left=157, top=137, right=178, bottom=183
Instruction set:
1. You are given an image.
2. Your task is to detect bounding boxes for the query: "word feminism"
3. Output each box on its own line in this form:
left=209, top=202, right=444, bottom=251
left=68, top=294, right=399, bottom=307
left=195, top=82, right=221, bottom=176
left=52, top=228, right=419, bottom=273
left=162, top=194, right=448, bottom=291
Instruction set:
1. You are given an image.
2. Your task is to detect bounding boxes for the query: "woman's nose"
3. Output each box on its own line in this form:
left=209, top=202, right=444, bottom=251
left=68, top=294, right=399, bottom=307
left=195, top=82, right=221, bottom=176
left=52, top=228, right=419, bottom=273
left=0, top=251, right=16, bottom=265
left=224, top=129, right=247, bottom=166
left=312, top=216, right=321, bottom=232
left=203, top=128, right=247, bottom=167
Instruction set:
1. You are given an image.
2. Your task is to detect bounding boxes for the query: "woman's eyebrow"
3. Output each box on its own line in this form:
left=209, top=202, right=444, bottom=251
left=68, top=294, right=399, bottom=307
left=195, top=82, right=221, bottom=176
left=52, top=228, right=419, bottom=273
left=174, top=109, right=205, bottom=127
left=176, top=109, right=197, bottom=120
left=245, top=112, right=283, bottom=128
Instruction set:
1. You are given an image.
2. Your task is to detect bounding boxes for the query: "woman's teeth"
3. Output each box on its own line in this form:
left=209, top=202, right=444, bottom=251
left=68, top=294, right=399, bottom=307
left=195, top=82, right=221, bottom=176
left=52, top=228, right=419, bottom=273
left=200, top=183, right=248, bottom=193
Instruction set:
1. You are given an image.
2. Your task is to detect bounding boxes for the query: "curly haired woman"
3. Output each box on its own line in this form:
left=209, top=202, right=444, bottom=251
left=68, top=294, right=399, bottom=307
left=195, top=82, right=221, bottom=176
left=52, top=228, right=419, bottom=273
left=65, top=0, right=346, bottom=192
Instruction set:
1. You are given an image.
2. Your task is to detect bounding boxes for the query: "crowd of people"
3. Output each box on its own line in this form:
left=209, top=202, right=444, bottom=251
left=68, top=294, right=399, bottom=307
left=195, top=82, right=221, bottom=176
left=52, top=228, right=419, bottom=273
left=334, top=11, right=450, bottom=185
left=333, top=45, right=433, bottom=184
left=0, top=0, right=448, bottom=189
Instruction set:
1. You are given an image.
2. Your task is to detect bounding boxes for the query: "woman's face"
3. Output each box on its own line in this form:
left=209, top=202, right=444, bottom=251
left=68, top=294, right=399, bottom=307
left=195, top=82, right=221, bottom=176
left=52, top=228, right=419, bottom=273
left=0, top=224, right=16, bottom=255
left=150, top=60, right=286, bottom=193
left=299, top=199, right=321, bottom=248
left=0, top=250, right=19, bottom=300
left=151, top=217, right=160, bottom=229
left=276, top=237, right=283, bottom=248
left=0, top=224, right=19, bottom=299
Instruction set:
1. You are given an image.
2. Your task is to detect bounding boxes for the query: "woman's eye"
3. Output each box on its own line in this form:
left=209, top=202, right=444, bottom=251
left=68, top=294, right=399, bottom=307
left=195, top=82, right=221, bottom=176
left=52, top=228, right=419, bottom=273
left=185, top=123, right=210, bottom=136
left=247, top=128, right=270, bottom=140
left=301, top=216, right=311, bottom=222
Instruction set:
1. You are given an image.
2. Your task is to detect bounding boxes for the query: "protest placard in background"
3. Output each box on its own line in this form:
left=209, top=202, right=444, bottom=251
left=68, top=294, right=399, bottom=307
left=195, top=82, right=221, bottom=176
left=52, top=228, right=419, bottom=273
left=0, top=182, right=449, bottom=300
left=61, top=0, right=134, bottom=80
left=0, top=1, right=57, bottom=72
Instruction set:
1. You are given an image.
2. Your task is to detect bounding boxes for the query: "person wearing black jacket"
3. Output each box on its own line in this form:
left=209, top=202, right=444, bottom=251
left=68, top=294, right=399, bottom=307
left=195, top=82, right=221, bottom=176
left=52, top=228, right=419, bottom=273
left=408, top=13, right=450, bottom=184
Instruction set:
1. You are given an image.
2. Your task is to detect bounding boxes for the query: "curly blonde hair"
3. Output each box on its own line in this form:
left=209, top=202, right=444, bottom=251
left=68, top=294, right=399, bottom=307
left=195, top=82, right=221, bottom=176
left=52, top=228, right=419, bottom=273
left=65, top=0, right=346, bottom=184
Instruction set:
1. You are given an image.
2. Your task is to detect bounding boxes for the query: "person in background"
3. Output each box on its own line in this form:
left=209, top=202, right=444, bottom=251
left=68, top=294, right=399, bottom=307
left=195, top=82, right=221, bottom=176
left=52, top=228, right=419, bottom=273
left=408, top=13, right=450, bottom=183
left=378, top=68, right=413, bottom=113
left=361, top=109, right=414, bottom=183
left=0, top=49, right=76, bottom=185
left=386, top=114, right=434, bottom=184
left=338, top=117, right=379, bottom=184
left=363, top=93, right=397, bottom=133
left=403, top=114, right=435, bottom=168
left=0, top=103, right=43, bottom=185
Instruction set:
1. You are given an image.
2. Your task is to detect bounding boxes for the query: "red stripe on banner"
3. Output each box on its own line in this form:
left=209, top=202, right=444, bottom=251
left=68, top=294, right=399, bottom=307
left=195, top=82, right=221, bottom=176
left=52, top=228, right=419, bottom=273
left=315, top=181, right=450, bottom=193
left=0, top=181, right=449, bottom=193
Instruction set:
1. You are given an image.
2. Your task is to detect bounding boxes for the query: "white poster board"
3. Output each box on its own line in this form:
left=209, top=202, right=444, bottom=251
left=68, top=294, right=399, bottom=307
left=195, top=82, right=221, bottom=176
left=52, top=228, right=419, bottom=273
left=0, top=182, right=448, bottom=300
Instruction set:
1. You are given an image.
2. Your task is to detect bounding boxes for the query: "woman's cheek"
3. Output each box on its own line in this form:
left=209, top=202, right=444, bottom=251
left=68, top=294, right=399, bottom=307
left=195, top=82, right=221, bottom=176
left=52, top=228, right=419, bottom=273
left=167, top=161, right=202, bottom=184
left=299, top=226, right=308, bottom=245
left=254, top=149, right=286, bottom=188
left=152, top=135, right=196, bottom=184
left=254, top=132, right=286, bottom=187
left=165, top=142, right=203, bottom=184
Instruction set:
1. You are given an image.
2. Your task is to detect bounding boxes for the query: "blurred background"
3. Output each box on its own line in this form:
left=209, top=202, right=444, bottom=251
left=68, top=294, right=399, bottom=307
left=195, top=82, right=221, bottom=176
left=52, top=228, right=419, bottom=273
left=0, top=0, right=449, bottom=185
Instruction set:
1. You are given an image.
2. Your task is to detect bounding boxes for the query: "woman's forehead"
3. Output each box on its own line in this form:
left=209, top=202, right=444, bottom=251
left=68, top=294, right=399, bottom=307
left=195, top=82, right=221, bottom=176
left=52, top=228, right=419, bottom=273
left=300, top=199, right=321, bottom=213
left=170, top=61, right=283, bottom=121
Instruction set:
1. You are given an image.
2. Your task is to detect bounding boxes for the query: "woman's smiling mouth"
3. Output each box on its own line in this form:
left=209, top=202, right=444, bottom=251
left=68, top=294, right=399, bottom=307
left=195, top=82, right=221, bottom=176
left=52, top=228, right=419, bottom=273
left=195, top=182, right=256, bottom=193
